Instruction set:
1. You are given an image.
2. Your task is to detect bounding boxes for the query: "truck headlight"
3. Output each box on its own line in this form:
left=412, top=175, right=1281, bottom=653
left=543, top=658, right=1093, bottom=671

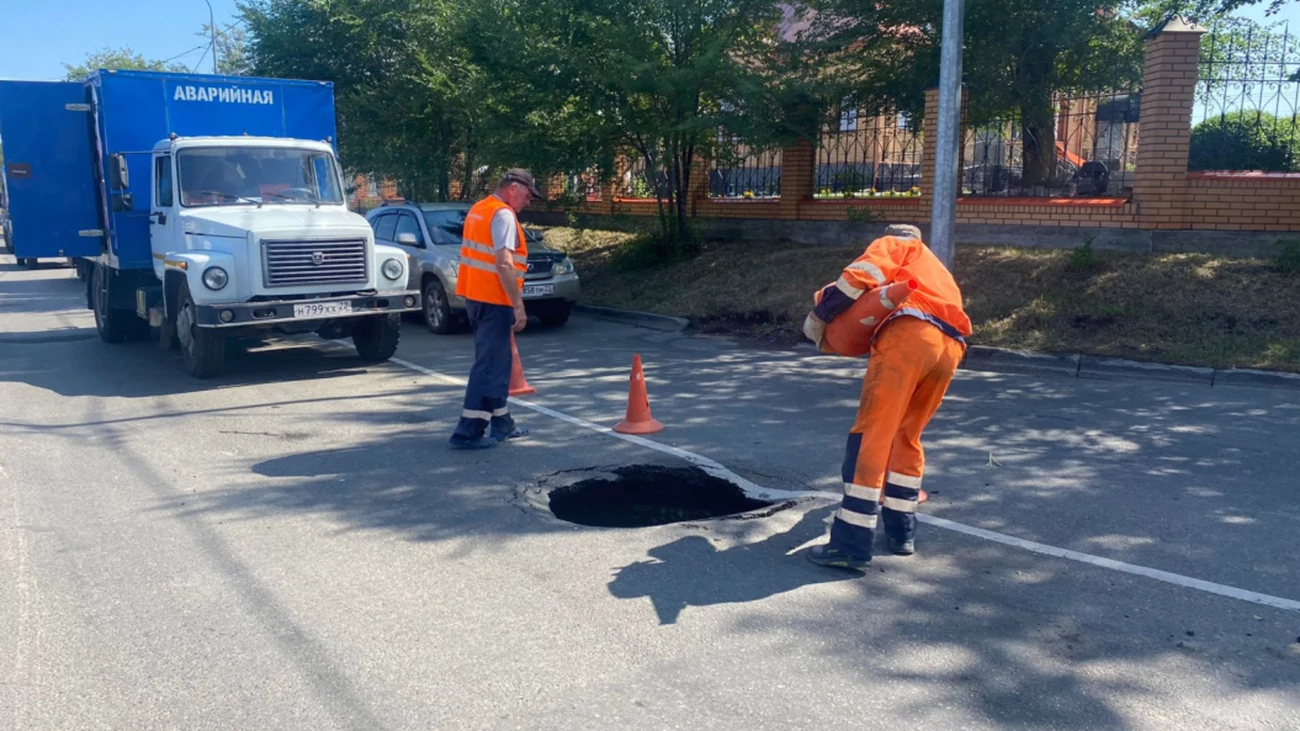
left=202, top=266, right=229, bottom=290
left=382, top=257, right=405, bottom=280
left=553, top=257, right=575, bottom=276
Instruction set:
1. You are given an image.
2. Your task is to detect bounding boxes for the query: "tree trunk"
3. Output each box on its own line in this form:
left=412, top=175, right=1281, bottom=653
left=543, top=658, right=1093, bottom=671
left=1020, top=103, right=1057, bottom=190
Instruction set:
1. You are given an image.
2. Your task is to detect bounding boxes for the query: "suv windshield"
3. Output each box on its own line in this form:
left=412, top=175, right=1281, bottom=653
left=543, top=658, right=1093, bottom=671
left=421, top=207, right=548, bottom=249
left=422, top=209, right=468, bottom=245
left=177, top=147, right=344, bottom=207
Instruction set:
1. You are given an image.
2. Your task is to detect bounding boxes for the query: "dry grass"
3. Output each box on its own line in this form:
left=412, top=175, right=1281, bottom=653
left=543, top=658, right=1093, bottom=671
left=545, top=227, right=1300, bottom=372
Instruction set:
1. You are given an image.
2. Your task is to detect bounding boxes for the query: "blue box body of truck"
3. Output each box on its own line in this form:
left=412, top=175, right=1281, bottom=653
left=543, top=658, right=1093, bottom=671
left=0, top=70, right=337, bottom=268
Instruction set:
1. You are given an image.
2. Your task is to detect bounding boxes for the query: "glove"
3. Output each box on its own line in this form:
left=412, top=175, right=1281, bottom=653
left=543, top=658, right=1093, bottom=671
left=802, top=312, right=826, bottom=349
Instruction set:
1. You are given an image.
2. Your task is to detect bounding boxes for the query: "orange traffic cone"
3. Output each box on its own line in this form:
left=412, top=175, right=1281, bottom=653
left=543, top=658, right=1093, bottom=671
left=508, top=334, right=536, bottom=397
left=614, top=354, right=664, bottom=434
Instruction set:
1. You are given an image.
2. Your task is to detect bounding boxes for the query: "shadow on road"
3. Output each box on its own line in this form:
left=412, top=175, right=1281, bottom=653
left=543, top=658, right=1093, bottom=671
left=607, top=505, right=849, bottom=624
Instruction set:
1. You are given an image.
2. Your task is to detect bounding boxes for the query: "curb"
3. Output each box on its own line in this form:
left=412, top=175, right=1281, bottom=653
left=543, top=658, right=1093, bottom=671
left=572, top=305, right=1300, bottom=391
left=573, top=304, right=689, bottom=332
left=961, top=345, right=1300, bottom=390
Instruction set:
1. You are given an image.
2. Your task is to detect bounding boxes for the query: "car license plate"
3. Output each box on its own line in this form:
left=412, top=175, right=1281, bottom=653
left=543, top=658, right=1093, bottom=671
left=523, top=284, right=554, bottom=297
left=293, top=301, right=353, bottom=318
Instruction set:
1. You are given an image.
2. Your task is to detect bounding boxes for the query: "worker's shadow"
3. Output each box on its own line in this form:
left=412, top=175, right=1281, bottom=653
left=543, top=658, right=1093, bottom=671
left=608, top=505, right=855, bottom=625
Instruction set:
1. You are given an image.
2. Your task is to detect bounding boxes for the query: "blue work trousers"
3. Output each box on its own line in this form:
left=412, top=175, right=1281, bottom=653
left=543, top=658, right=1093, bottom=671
left=451, top=301, right=517, bottom=441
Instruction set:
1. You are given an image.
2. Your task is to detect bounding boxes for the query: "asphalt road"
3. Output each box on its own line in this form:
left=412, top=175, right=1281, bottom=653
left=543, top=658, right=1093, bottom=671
left=2, top=255, right=1299, bottom=730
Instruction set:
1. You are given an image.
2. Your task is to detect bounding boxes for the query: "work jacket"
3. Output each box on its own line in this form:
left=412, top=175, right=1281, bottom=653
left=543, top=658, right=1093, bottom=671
left=456, top=195, right=529, bottom=306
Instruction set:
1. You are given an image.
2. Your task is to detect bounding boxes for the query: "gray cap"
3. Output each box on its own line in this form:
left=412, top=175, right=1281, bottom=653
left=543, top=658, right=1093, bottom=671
left=501, top=168, right=544, bottom=200
left=885, top=224, right=921, bottom=239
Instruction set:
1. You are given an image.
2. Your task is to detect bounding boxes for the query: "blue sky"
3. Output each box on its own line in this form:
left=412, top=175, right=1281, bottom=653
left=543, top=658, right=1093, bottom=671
left=0, top=1, right=1297, bottom=82
left=0, top=0, right=242, bottom=81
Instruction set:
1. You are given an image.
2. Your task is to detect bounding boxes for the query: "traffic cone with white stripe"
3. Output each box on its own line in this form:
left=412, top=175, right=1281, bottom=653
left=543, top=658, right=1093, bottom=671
left=509, top=334, right=537, bottom=397
left=614, top=355, right=663, bottom=434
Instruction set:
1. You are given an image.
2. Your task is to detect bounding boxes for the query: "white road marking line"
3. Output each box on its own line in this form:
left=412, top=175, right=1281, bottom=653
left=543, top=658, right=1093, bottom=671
left=385, top=356, right=1300, bottom=613
left=918, top=515, right=1300, bottom=611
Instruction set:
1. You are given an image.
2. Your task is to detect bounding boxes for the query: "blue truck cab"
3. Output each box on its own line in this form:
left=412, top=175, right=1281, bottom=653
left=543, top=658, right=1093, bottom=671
left=0, top=70, right=418, bottom=377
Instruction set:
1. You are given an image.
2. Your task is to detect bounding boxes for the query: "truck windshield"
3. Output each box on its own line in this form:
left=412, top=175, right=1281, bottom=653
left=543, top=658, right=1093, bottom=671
left=177, top=147, right=344, bottom=207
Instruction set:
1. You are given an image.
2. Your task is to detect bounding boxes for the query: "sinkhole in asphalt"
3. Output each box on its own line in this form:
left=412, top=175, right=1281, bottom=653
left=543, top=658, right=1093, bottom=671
left=547, top=465, right=776, bottom=528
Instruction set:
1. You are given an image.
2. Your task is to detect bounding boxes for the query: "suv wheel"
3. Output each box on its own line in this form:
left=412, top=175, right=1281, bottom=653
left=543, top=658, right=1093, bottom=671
left=422, top=278, right=462, bottom=334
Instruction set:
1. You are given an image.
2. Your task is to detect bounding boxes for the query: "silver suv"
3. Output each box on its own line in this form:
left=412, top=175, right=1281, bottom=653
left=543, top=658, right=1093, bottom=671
left=365, top=201, right=580, bottom=333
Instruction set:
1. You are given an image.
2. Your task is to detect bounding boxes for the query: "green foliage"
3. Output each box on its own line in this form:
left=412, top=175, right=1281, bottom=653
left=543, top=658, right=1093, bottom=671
left=242, top=0, right=484, bottom=202
left=1068, top=235, right=1098, bottom=272
left=63, top=47, right=188, bottom=80
left=465, top=0, right=793, bottom=245
left=1273, top=239, right=1300, bottom=276
left=1190, top=111, right=1300, bottom=171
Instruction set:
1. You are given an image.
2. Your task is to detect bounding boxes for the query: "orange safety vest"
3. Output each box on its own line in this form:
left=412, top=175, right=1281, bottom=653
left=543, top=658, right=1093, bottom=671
left=456, top=195, right=529, bottom=306
left=835, top=236, right=973, bottom=339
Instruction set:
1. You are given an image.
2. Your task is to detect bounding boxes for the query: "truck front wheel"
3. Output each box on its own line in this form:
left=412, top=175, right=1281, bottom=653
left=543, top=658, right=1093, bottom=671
left=353, top=314, right=401, bottom=362
left=176, top=282, right=226, bottom=378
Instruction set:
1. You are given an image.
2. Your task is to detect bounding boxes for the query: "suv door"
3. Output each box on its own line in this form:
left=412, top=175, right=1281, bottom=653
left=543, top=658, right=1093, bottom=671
left=370, top=212, right=397, bottom=245
left=393, top=211, right=425, bottom=250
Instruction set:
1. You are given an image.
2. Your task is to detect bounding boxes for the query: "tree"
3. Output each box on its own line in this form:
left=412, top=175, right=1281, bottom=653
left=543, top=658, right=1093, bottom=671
left=63, top=47, right=188, bottom=81
left=242, top=0, right=480, bottom=202
left=467, top=0, right=798, bottom=258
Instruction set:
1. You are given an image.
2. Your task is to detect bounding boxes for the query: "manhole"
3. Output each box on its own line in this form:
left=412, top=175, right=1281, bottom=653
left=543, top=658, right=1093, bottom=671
left=547, top=464, right=776, bottom=528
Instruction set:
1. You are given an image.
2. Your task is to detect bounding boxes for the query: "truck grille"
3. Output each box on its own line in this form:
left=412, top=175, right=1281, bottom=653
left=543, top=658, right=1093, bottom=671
left=262, top=239, right=368, bottom=288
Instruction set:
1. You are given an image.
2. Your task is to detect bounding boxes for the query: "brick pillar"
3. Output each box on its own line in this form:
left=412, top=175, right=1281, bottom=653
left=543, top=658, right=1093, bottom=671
left=920, top=88, right=941, bottom=216
left=1133, top=16, right=1206, bottom=230
left=919, top=87, right=965, bottom=223
left=687, top=152, right=710, bottom=216
left=779, top=137, right=815, bottom=220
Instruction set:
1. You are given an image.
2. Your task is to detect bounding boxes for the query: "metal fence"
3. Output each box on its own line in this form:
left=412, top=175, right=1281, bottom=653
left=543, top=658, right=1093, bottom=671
left=620, top=156, right=671, bottom=199
left=562, top=169, right=603, bottom=201
left=710, top=135, right=781, bottom=198
left=1193, top=20, right=1300, bottom=172
left=961, top=91, right=1139, bottom=198
left=815, top=101, right=923, bottom=198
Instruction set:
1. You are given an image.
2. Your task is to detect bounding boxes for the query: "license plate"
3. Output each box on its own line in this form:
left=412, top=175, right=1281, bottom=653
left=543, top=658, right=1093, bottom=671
left=293, top=301, right=353, bottom=318
left=523, top=284, right=554, bottom=297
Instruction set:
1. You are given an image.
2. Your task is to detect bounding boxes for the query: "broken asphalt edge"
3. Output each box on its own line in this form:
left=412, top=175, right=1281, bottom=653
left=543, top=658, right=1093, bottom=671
left=573, top=304, right=689, bottom=332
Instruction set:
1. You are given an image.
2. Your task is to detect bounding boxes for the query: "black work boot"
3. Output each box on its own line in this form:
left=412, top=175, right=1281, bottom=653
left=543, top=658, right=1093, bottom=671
left=806, top=544, right=871, bottom=570
left=888, top=537, right=915, bottom=556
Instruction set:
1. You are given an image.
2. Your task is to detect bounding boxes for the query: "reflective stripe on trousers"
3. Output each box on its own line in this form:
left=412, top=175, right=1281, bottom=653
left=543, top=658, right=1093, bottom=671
left=828, top=317, right=963, bottom=559
left=451, top=300, right=516, bottom=441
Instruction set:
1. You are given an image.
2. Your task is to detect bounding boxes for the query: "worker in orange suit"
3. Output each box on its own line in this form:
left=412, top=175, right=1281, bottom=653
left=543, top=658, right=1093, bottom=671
left=448, top=169, right=542, bottom=450
left=804, top=224, right=972, bottom=569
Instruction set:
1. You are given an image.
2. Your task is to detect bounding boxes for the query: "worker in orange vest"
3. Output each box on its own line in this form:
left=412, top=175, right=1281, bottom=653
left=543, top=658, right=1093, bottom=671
left=804, top=224, right=972, bottom=569
left=448, top=169, right=543, bottom=450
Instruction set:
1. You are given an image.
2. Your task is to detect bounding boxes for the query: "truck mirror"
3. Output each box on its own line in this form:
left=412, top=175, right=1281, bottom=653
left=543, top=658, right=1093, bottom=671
left=109, top=153, right=130, bottom=190
left=397, top=232, right=420, bottom=247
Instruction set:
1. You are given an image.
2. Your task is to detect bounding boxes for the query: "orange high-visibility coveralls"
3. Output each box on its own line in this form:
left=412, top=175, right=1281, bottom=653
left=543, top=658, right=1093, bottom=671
left=816, top=230, right=972, bottom=559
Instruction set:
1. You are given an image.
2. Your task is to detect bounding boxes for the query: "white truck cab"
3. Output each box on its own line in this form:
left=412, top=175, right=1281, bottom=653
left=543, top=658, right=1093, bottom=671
left=134, top=135, right=419, bottom=376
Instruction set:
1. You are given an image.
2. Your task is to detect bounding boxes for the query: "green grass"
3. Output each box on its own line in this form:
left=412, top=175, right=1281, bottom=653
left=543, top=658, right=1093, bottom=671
left=545, top=227, right=1300, bottom=372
